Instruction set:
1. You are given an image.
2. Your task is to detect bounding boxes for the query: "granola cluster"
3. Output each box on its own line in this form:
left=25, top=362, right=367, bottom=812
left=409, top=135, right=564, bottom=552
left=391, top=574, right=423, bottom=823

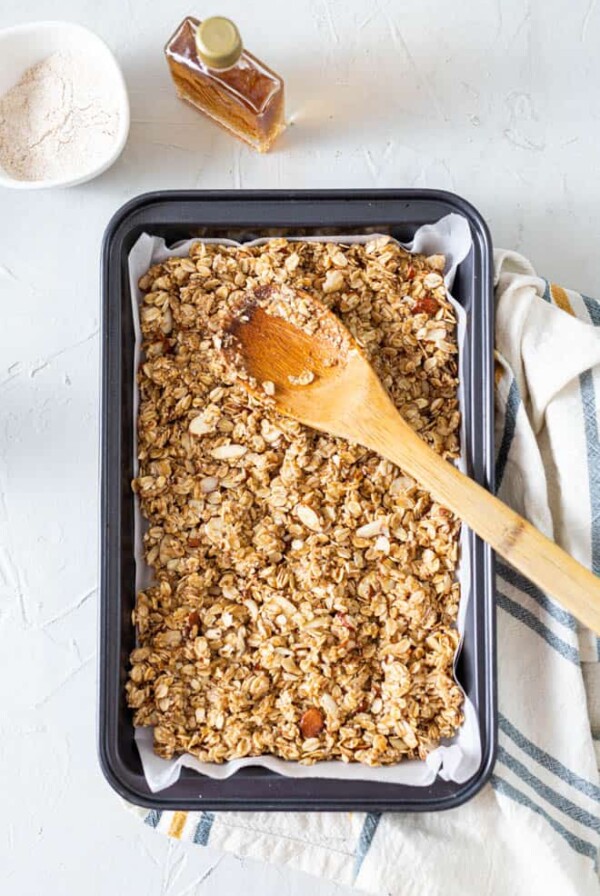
left=126, top=237, right=463, bottom=766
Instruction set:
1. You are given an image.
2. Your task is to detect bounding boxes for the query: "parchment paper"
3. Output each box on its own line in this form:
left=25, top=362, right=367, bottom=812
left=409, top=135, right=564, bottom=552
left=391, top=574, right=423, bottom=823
left=127, top=213, right=482, bottom=792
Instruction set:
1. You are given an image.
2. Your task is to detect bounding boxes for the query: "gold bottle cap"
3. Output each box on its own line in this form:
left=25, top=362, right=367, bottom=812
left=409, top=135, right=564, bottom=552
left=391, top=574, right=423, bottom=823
left=195, top=17, right=243, bottom=69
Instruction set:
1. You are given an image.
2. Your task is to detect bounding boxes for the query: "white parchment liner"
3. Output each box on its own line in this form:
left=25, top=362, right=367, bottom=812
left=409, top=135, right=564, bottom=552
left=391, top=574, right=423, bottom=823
left=127, top=214, right=482, bottom=792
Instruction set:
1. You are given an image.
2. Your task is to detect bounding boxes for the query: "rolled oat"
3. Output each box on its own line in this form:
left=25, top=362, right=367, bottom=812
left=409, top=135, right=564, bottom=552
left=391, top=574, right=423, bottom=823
left=126, top=236, right=463, bottom=766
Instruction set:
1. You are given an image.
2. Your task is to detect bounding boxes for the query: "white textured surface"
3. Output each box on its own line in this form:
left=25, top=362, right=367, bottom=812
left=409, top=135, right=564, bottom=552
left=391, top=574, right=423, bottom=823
left=1, top=0, right=599, bottom=893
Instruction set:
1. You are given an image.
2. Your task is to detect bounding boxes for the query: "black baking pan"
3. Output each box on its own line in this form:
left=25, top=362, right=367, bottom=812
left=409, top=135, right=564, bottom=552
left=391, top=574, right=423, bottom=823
left=99, top=189, right=496, bottom=811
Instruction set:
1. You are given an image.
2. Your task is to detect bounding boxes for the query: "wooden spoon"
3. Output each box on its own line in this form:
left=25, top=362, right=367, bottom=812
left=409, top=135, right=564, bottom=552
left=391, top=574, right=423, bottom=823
left=222, top=283, right=600, bottom=635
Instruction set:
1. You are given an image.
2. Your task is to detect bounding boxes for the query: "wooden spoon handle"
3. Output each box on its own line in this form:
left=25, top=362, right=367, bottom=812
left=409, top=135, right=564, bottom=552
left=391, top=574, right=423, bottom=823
left=361, top=402, right=600, bottom=634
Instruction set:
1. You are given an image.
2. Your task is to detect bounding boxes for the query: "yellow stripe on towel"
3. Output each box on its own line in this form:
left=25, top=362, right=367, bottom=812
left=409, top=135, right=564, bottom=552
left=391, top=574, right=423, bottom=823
left=168, top=811, right=188, bottom=839
left=550, top=283, right=574, bottom=316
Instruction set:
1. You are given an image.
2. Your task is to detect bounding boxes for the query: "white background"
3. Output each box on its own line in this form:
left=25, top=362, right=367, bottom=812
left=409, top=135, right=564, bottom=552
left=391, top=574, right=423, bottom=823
left=1, top=1, right=599, bottom=893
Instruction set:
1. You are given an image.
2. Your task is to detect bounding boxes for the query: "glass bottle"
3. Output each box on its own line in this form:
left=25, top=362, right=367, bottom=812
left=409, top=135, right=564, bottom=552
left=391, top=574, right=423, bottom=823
left=165, top=16, right=285, bottom=153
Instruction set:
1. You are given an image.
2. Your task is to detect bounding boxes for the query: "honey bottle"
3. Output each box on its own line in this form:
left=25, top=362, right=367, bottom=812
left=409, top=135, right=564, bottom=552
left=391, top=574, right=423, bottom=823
left=165, top=16, right=285, bottom=152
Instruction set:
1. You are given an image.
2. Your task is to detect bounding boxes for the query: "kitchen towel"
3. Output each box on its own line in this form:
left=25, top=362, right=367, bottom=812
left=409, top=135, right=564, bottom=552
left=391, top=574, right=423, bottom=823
left=129, top=249, right=600, bottom=896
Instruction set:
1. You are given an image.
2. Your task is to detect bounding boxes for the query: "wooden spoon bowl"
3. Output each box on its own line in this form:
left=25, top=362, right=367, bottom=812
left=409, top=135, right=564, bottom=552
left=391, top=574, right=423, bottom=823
left=223, top=284, right=372, bottom=437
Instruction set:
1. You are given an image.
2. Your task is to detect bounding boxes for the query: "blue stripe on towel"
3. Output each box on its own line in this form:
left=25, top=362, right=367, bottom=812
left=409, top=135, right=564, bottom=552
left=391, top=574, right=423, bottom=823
left=542, top=280, right=552, bottom=303
left=492, top=775, right=597, bottom=860
left=353, top=812, right=382, bottom=880
left=497, top=747, right=600, bottom=833
left=496, top=378, right=520, bottom=489
left=193, top=812, right=215, bottom=845
left=499, top=714, right=600, bottom=802
left=580, top=297, right=600, bottom=659
left=496, top=591, right=579, bottom=664
left=579, top=369, right=600, bottom=659
left=144, top=810, right=163, bottom=829
left=582, top=294, right=600, bottom=327
left=496, top=561, right=576, bottom=631
left=579, top=370, right=600, bottom=576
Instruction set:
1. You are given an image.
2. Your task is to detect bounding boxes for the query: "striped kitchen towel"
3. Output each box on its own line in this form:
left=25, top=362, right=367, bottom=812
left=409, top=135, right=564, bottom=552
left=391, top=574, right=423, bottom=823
left=129, top=250, right=600, bottom=896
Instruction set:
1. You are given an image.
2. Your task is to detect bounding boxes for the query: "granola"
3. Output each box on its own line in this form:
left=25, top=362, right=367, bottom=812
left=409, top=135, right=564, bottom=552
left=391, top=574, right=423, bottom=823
left=126, top=237, right=463, bottom=766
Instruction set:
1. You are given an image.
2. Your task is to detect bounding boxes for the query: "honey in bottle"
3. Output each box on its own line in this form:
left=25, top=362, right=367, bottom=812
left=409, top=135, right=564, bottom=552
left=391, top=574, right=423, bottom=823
left=165, top=16, right=285, bottom=152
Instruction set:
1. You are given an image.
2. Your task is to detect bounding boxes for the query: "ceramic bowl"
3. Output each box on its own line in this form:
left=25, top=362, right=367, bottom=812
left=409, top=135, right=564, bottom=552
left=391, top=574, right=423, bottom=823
left=0, top=21, right=130, bottom=189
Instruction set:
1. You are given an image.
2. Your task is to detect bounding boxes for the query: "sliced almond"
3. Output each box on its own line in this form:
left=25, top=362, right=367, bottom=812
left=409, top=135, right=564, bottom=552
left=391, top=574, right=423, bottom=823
left=356, top=519, right=388, bottom=538
left=320, top=693, right=339, bottom=718
left=189, top=415, right=212, bottom=436
left=189, top=404, right=220, bottom=436
left=295, top=503, right=321, bottom=531
left=423, top=327, right=447, bottom=343
left=210, top=444, right=247, bottom=460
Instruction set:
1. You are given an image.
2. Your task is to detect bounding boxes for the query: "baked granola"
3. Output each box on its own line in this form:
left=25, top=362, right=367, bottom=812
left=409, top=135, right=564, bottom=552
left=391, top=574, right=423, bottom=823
left=126, top=237, right=463, bottom=766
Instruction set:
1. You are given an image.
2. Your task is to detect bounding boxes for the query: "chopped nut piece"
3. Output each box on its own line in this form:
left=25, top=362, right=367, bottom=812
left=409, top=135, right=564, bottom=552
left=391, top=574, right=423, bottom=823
left=424, top=272, right=444, bottom=289
left=285, top=252, right=300, bottom=272
left=287, top=369, right=315, bottom=386
left=323, top=269, right=344, bottom=293
left=413, top=296, right=440, bottom=316
left=187, top=610, right=201, bottom=630
left=262, top=380, right=276, bottom=396
left=331, top=251, right=348, bottom=268
left=426, top=254, right=446, bottom=272
left=374, top=535, right=391, bottom=553
left=300, top=707, right=325, bottom=738
left=260, top=420, right=283, bottom=443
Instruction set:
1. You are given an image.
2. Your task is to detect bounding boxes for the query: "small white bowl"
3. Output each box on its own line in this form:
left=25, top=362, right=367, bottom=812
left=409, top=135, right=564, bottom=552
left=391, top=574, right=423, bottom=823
left=0, top=21, right=130, bottom=189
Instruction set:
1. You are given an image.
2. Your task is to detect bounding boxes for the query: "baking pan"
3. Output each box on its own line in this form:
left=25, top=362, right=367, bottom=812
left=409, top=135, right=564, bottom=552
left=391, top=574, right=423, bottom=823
left=99, top=189, right=496, bottom=811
